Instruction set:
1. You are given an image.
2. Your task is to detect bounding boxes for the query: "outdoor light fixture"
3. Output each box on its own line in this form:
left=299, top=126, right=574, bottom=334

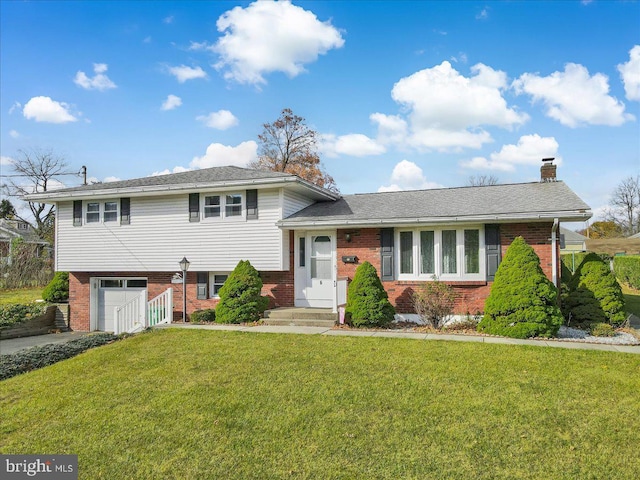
left=345, top=233, right=352, bottom=243
left=179, top=256, right=190, bottom=322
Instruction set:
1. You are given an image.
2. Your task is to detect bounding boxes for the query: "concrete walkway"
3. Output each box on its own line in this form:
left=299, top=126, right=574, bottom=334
left=0, top=331, right=91, bottom=356
left=157, top=323, right=640, bottom=354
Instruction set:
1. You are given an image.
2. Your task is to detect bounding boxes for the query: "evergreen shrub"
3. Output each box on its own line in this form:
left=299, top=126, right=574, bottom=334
left=613, top=256, right=640, bottom=290
left=346, top=261, right=395, bottom=328
left=215, top=260, right=269, bottom=324
left=477, top=236, right=563, bottom=338
left=190, top=309, right=216, bottom=323
left=42, top=271, right=69, bottom=303
left=563, top=253, right=626, bottom=326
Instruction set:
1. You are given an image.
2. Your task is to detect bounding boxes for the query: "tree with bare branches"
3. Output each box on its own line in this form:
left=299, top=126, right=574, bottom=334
left=2, top=148, right=71, bottom=241
left=608, top=175, right=640, bottom=236
left=467, top=175, right=499, bottom=187
left=250, top=108, right=338, bottom=192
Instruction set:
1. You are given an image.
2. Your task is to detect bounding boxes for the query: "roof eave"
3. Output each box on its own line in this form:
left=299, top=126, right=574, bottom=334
left=24, top=176, right=340, bottom=203
left=278, top=210, right=593, bottom=229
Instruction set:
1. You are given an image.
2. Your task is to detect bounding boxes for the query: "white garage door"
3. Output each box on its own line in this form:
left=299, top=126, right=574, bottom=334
left=97, top=278, right=147, bottom=332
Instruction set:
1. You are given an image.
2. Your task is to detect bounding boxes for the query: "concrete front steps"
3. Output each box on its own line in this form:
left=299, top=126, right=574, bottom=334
left=263, top=307, right=338, bottom=328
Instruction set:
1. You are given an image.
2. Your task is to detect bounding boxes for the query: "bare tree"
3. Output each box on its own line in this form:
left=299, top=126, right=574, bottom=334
left=2, top=148, right=71, bottom=241
left=250, top=108, right=338, bottom=192
left=467, top=175, right=499, bottom=187
left=608, top=175, right=640, bottom=236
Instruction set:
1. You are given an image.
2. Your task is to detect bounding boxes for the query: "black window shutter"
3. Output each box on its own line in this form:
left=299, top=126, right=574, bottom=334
left=189, top=193, right=200, bottom=222
left=196, top=272, right=208, bottom=299
left=120, top=197, right=130, bottom=225
left=485, top=224, right=501, bottom=281
left=380, top=228, right=394, bottom=281
left=73, top=200, right=82, bottom=226
left=246, top=189, right=258, bottom=219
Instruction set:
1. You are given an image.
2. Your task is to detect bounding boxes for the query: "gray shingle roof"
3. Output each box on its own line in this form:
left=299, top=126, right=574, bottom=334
left=560, top=227, right=587, bottom=242
left=46, top=166, right=295, bottom=194
left=281, top=181, right=591, bottom=226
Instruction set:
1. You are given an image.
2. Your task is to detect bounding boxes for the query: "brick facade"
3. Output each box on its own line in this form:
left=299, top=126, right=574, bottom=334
left=69, top=224, right=559, bottom=330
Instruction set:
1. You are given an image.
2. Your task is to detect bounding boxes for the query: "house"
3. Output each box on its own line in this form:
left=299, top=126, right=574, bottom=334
left=25, top=160, right=591, bottom=332
left=0, top=218, right=50, bottom=266
left=559, top=227, right=587, bottom=253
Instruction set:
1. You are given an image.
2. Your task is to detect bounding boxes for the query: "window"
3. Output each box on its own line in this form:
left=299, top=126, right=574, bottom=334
left=310, top=236, right=332, bottom=279
left=17, top=222, right=28, bottom=230
left=210, top=273, right=229, bottom=297
left=100, top=279, right=123, bottom=288
left=204, top=195, right=221, bottom=218
left=85, top=200, right=120, bottom=224
left=86, top=203, right=100, bottom=223
left=397, top=227, right=484, bottom=280
left=201, top=193, right=244, bottom=219
left=225, top=194, right=242, bottom=217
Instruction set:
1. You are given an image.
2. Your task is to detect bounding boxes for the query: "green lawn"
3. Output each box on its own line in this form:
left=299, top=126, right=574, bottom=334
left=0, top=287, right=44, bottom=305
left=1, top=329, right=639, bottom=479
left=622, top=284, right=640, bottom=317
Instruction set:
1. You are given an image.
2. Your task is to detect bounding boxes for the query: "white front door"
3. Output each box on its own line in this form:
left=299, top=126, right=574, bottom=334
left=294, top=231, right=336, bottom=308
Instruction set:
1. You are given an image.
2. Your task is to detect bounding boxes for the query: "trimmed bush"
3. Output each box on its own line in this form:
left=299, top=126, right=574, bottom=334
left=614, top=256, right=640, bottom=290
left=42, top=271, right=69, bottom=303
left=563, top=253, right=626, bottom=326
left=0, top=303, right=47, bottom=329
left=346, top=261, right=395, bottom=328
left=477, top=236, right=563, bottom=338
left=561, top=252, right=589, bottom=276
left=190, top=309, right=216, bottom=323
left=215, top=260, right=269, bottom=324
left=590, top=322, right=615, bottom=337
left=0, top=333, right=117, bottom=380
left=412, top=278, right=456, bottom=329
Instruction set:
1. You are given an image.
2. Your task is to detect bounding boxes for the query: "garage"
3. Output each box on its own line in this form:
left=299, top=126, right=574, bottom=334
left=94, top=278, right=147, bottom=331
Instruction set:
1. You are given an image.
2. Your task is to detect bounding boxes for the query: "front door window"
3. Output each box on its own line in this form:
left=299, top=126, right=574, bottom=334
left=311, top=235, right=332, bottom=279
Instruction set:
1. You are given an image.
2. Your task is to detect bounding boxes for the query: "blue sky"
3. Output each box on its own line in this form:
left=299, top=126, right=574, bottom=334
left=1, top=0, right=639, bottom=226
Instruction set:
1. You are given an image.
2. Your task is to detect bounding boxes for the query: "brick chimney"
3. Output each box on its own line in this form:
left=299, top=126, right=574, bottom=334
left=540, top=157, right=557, bottom=182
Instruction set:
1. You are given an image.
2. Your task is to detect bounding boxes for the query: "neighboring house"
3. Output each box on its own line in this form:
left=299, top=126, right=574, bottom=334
left=559, top=227, right=587, bottom=253
left=0, top=218, right=50, bottom=265
left=629, top=232, right=640, bottom=239
left=25, top=161, right=591, bottom=332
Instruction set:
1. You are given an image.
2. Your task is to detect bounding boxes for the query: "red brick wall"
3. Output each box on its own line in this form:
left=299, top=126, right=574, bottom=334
left=335, top=223, right=556, bottom=314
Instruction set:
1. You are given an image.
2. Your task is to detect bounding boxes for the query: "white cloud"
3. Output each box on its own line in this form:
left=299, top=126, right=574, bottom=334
left=104, top=176, right=121, bottom=183
left=9, top=130, right=19, bottom=138
left=513, top=63, right=634, bottom=127
left=476, top=7, right=489, bottom=20
left=376, top=61, right=528, bottom=151
left=213, top=0, right=344, bottom=85
left=188, top=41, right=215, bottom=52
left=196, top=110, right=239, bottom=130
left=151, top=166, right=191, bottom=176
left=161, top=94, right=182, bottom=111
left=461, top=134, right=561, bottom=172
left=190, top=140, right=258, bottom=169
left=167, top=65, right=207, bottom=83
left=23, top=96, right=77, bottom=123
left=74, top=63, right=117, bottom=91
left=320, top=133, right=385, bottom=158
left=618, top=45, right=640, bottom=101
left=163, top=15, right=174, bottom=24
left=1, top=155, right=14, bottom=166
left=378, top=160, right=444, bottom=192
left=8, top=102, right=21, bottom=114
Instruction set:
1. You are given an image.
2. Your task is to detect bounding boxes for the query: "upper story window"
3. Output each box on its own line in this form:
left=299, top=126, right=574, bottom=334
left=202, top=192, right=244, bottom=220
left=397, top=226, right=484, bottom=281
left=85, top=200, right=119, bottom=224
left=17, top=222, right=29, bottom=230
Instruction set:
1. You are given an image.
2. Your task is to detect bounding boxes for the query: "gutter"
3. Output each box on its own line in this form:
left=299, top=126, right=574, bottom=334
left=551, top=218, right=559, bottom=288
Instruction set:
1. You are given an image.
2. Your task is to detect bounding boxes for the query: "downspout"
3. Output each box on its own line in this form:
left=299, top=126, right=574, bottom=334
left=551, top=218, right=559, bottom=288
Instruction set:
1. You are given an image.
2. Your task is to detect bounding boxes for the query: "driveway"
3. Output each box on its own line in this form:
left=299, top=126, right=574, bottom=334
left=0, top=332, right=90, bottom=355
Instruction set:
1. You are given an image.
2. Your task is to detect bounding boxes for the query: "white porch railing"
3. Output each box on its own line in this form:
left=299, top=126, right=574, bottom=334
left=148, top=288, right=173, bottom=327
left=114, top=288, right=173, bottom=334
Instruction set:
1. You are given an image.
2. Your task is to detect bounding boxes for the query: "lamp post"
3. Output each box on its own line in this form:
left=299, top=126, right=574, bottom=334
left=179, top=256, right=190, bottom=322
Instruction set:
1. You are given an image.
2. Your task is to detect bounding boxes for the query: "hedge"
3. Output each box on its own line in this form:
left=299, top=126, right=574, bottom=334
left=613, top=256, right=640, bottom=290
left=0, top=333, right=118, bottom=381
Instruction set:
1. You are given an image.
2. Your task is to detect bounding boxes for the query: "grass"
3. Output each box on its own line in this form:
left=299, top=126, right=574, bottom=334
left=1, top=329, right=639, bottom=479
left=622, top=284, right=640, bottom=317
left=0, top=287, right=44, bottom=305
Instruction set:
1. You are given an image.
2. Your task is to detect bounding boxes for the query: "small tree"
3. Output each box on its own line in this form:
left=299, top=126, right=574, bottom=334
left=562, top=253, right=626, bottom=326
left=42, top=271, right=69, bottom=303
left=215, top=260, right=268, bottom=324
left=477, top=236, right=563, bottom=338
left=412, top=277, right=456, bottom=329
left=346, top=261, right=395, bottom=328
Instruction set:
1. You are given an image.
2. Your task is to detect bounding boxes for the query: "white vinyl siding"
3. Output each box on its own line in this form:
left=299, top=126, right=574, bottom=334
left=282, top=189, right=315, bottom=218
left=55, top=188, right=288, bottom=272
